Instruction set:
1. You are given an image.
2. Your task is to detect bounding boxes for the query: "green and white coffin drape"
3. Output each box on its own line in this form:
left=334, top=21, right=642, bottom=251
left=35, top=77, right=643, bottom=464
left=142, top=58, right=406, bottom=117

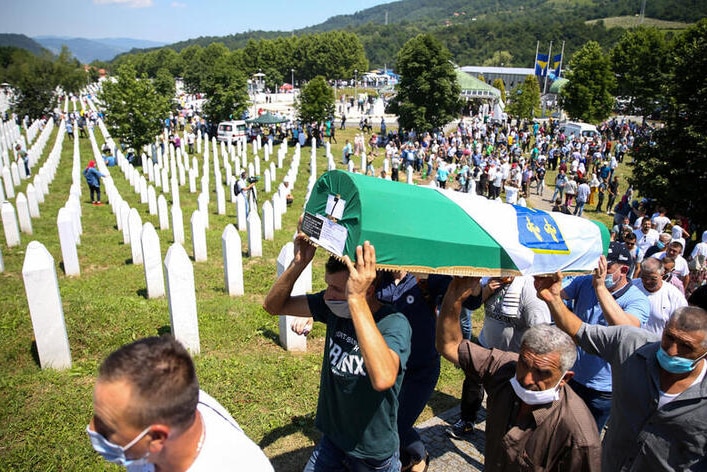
left=302, top=171, right=610, bottom=276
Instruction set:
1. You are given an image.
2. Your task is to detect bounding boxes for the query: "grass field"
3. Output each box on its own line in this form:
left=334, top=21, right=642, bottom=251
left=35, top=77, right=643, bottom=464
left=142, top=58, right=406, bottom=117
left=0, top=114, right=633, bottom=470
left=585, top=15, right=692, bottom=30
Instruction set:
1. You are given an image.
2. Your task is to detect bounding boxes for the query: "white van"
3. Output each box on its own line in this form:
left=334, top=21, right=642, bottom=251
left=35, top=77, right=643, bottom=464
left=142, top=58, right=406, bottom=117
left=559, top=121, right=599, bottom=140
left=217, top=120, right=247, bottom=144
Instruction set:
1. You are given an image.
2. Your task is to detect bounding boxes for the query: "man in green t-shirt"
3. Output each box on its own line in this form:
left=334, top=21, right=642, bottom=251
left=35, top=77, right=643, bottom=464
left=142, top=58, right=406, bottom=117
left=263, top=236, right=411, bottom=471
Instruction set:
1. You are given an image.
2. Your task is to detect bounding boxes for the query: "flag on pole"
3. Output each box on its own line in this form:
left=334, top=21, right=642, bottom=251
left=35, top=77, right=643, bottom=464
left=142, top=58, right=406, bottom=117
left=535, top=53, right=549, bottom=76
left=551, top=54, right=563, bottom=77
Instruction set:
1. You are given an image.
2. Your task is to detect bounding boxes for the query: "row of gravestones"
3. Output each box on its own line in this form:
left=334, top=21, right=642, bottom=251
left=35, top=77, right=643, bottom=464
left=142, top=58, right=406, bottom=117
left=88, top=108, right=315, bottom=353
left=12, top=91, right=332, bottom=369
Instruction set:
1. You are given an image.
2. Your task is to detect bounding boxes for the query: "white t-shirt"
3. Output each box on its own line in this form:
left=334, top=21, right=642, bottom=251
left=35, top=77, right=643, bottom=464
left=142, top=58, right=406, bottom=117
left=653, top=252, right=690, bottom=278
left=634, top=228, right=660, bottom=254
left=633, top=279, right=688, bottom=335
left=129, top=391, right=273, bottom=472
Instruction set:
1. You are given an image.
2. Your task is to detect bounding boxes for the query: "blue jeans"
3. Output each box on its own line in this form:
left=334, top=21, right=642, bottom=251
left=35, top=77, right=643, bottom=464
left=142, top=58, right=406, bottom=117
left=398, top=359, right=440, bottom=468
left=304, top=436, right=401, bottom=472
left=574, top=200, right=586, bottom=217
left=569, top=379, right=612, bottom=433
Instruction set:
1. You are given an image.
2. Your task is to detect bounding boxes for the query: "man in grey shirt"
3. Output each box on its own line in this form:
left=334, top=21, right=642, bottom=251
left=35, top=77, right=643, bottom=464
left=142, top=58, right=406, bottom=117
left=536, top=273, right=707, bottom=471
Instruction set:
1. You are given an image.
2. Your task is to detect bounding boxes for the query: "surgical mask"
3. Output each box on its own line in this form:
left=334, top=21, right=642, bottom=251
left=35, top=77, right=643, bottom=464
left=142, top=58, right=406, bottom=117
left=325, top=300, right=352, bottom=319
left=86, top=425, right=151, bottom=467
left=509, top=372, right=566, bottom=405
left=657, top=241, right=665, bottom=250
left=656, top=347, right=707, bottom=374
left=604, top=271, right=617, bottom=290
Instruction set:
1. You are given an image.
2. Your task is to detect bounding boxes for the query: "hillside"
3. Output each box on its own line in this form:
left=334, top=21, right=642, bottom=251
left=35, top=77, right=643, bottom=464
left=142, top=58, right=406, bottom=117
left=0, top=34, right=49, bottom=57
left=35, top=36, right=167, bottom=63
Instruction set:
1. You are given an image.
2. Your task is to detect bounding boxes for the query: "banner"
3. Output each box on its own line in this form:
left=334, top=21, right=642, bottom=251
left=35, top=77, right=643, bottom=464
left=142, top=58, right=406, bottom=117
left=551, top=53, right=563, bottom=77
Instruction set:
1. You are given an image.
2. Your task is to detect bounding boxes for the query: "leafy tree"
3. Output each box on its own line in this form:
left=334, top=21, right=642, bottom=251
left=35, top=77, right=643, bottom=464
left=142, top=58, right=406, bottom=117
left=506, top=75, right=540, bottom=120
left=483, top=50, right=513, bottom=67
left=631, top=19, right=707, bottom=228
left=610, top=27, right=670, bottom=115
left=387, top=34, right=461, bottom=132
left=201, top=56, right=249, bottom=123
left=560, top=41, right=615, bottom=123
left=492, top=78, right=507, bottom=103
left=153, top=67, right=176, bottom=100
left=54, top=46, right=88, bottom=96
left=5, top=52, right=57, bottom=119
left=296, top=75, right=334, bottom=124
left=100, top=64, right=170, bottom=151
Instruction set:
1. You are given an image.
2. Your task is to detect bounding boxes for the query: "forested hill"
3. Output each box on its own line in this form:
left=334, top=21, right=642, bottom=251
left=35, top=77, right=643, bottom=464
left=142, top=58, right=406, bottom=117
left=0, top=34, right=49, bottom=57
left=159, top=0, right=705, bottom=69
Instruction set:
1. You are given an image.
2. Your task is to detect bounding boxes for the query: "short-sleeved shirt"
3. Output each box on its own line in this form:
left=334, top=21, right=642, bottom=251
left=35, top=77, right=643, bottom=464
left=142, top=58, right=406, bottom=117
left=563, top=276, right=650, bottom=392
left=633, top=279, right=687, bottom=335
left=307, top=292, right=411, bottom=460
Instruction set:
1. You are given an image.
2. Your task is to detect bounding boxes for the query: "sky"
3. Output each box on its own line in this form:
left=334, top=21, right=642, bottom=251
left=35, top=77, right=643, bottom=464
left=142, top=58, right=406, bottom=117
left=3, top=0, right=396, bottom=44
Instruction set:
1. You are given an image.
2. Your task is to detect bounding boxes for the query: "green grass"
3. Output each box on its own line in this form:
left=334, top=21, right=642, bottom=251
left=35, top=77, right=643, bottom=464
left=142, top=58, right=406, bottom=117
left=585, top=15, right=692, bottom=30
left=0, top=120, right=627, bottom=470
left=0, top=123, right=467, bottom=471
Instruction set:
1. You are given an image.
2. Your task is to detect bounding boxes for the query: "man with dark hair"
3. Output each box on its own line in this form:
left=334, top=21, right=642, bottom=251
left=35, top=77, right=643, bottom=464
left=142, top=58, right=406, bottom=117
left=436, top=277, right=601, bottom=471
left=263, top=236, right=411, bottom=472
left=87, top=335, right=273, bottom=471
left=535, top=273, right=707, bottom=471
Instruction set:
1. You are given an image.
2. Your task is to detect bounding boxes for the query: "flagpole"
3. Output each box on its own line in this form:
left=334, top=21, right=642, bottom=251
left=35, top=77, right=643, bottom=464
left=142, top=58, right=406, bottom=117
left=534, top=41, right=540, bottom=72
left=558, top=41, right=566, bottom=77
left=543, top=41, right=553, bottom=94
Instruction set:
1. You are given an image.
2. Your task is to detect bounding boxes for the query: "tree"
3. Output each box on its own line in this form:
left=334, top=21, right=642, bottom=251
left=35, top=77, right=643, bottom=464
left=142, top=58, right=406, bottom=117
left=631, top=19, right=707, bottom=229
left=610, top=27, right=670, bottom=115
left=153, top=67, right=176, bottom=101
left=296, top=75, right=334, bottom=124
left=483, top=50, right=513, bottom=67
left=100, top=64, right=170, bottom=151
left=506, top=75, right=540, bottom=120
left=560, top=41, right=615, bottom=123
left=492, top=78, right=507, bottom=103
left=6, top=52, right=57, bottom=119
left=387, top=34, right=461, bottom=132
left=201, top=56, right=249, bottom=123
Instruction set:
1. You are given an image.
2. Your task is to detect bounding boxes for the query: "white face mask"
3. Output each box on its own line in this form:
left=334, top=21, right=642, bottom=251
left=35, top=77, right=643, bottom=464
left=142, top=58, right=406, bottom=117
left=509, top=371, right=566, bottom=405
left=325, top=300, right=352, bottom=319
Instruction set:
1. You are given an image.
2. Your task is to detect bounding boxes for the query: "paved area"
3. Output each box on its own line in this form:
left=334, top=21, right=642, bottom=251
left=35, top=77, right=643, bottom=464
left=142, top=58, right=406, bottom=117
left=415, top=406, right=488, bottom=471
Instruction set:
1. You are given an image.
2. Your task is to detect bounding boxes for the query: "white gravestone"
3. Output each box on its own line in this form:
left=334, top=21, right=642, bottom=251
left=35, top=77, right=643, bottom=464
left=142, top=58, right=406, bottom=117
left=221, top=224, right=244, bottom=296
left=171, top=205, right=185, bottom=246
left=236, top=194, right=247, bottom=231
left=2, top=201, right=20, bottom=248
left=26, top=184, right=40, bottom=218
left=2, top=168, right=14, bottom=199
left=260, top=196, right=275, bottom=239
left=147, top=185, right=157, bottom=215
left=246, top=209, right=263, bottom=257
left=164, top=243, right=200, bottom=354
left=276, top=242, right=312, bottom=352
left=56, top=208, right=80, bottom=276
left=22, top=241, right=72, bottom=369
left=0, top=247, right=4, bottom=273
left=119, top=201, right=131, bottom=245
left=157, top=194, right=170, bottom=230
left=216, top=184, right=226, bottom=215
left=141, top=222, right=165, bottom=299
left=128, top=208, right=143, bottom=265
left=139, top=176, right=148, bottom=204
left=197, top=193, right=209, bottom=229
left=272, top=194, right=282, bottom=230
left=190, top=210, right=207, bottom=262
left=188, top=168, right=197, bottom=193
left=170, top=177, right=180, bottom=209
left=15, top=193, right=33, bottom=235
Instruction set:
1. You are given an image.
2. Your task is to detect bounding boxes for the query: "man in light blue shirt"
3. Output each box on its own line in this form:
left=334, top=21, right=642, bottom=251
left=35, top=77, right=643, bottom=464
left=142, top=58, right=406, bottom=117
left=547, top=242, right=650, bottom=432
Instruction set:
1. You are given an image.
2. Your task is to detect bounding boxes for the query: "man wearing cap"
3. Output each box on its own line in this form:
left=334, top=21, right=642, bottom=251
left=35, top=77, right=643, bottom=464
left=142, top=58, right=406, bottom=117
left=543, top=242, right=650, bottom=432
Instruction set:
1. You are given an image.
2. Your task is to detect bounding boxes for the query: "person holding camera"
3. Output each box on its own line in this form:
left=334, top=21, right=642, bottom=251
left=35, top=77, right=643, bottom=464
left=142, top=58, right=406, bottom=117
left=235, top=171, right=257, bottom=216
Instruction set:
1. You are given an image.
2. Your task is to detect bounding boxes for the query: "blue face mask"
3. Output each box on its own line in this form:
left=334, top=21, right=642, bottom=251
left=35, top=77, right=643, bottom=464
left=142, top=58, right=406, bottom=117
left=656, top=347, right=707, bottom=374
left=657, top=241, right=665, bottom=250
left=604, top=271, right=617, bottom=290
left=86, top=425, right=151, bottom=467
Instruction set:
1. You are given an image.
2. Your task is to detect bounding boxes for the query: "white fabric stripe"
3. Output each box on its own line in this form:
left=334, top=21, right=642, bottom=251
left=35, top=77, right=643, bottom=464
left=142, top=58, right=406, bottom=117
left=436, top=189, right=604, bottom=275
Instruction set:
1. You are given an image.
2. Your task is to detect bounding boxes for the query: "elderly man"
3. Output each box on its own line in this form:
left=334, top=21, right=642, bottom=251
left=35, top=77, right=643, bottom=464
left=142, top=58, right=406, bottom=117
left=87, top=335, right=273, bottom=471
left=549, top=242, right=650, bottom=431
left=634, top=257, right=687, bottom=335
left=446, top=276, right=551, bottom=439
left=535, top=275, right=707, bottom=472
left=436, top=277, right=601, bottom=471
left=263, top=238, right=411, bottom=472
